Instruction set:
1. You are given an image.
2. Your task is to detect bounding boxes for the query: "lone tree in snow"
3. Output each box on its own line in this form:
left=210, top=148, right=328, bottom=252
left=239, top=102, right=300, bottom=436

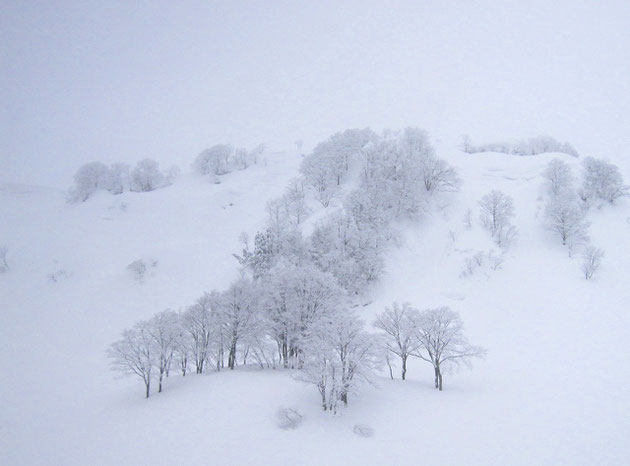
left=373, top=302, right=421, bottom=380
left=544, top=192, right=590, bottom=246
left=107, top=321, right=155, bottom=398
left=581, top=246, right=604, bottom=279
left=479, top=190, right=514, bottom=237
left=543, top=158, right=574, bottom=196
left=412, top=307, right=486, bottom=391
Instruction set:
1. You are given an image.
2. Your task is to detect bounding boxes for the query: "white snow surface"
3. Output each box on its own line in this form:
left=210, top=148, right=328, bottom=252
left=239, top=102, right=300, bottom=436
left=2, top=148, right=629, bottom=465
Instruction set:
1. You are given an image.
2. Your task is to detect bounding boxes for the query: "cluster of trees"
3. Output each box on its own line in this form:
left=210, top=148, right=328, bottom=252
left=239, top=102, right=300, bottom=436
left=462, top=135, right=579, bottom=158
left=193, top=143, right=265, bottom=179
left=69, top=159, right=179, bottom=202
left=541, top=157, right=627, bottom=277
left=110, top=127, right=469, bottom=409
left=479, top=190, right=517, bottom=247
left=374, top=303, right=486, bottom=390
left=108, top=268, right=381, bottom=410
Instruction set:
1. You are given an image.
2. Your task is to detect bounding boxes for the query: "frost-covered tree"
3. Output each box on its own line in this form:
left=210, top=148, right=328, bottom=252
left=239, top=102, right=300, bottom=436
left=373, top=302, right=421, bottom=380
left=310, top=211, right=386, bottom=295
left=299, top=311, right=381, bottom=412
left=147, top=310, right=179, bottom=392
left=300, top=154, right=338, bottom=207
left=219, top=278, right=261, bottom=369
left=109, top=163, right=130, bottom=195
left=479, top=190, right=515, bottom=238
left=194, top=144, right=233, bottom=176
left=544, top=191, right=590, bottom=246
left=173, top=312, right=192, bottom=376
left=69, top=161, right=112, bottom=202
left=282, top=178, right=310, bottom=225
left=262, top=261, right=342, bottom=368
left=543, top=158, right=574, bottom=196
left=412, top=307, right=486, bottom=391
left=130, top=159, right=166, bottom=192
left=181, top=293, right=219, bottom=374
left=582, top=246, right=604, bottom=279
left=580, top=157, right=628, bottom=204
left=108, top=320, right=155, bottom=398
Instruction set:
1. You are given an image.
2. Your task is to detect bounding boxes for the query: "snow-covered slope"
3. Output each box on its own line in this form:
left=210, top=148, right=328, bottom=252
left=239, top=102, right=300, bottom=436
left=1, top=149, right=629, bottom=465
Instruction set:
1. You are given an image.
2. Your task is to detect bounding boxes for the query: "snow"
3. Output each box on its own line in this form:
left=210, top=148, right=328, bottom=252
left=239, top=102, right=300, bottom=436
left=2, top=148, right=630, bottom=465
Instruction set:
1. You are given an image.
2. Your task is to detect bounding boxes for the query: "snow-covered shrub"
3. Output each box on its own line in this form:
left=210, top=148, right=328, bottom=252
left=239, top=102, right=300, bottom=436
left=48, top=269, right=71, bottom=282
left=0, top=246, right=8, bottom=272
left=580, top=157, right=628, bottom=204
left=459, top=250, right=503, bottom=277
left=276, top=407, right=303, bottom=430
left=353, top=424, right=374, bottom=438
left=127, top=258, right=157, bottom=282
left=581, top=246, right=604, bottom=279
left=464, top=136, right=579, bottom=157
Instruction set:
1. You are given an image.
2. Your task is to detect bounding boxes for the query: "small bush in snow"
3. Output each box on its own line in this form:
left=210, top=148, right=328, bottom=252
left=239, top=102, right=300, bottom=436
left=127, top=258, right=157, bottom=282
left=0, top=246, right=8, bottom=272
left=276, top=407, right=303, bottom=430
left=464, top=136, right=579, bottom=157
left=581, top=246, right=604, bottom=279
left=48, top=269, right=71, bottom=282
left=353, top=424, right=375, bottom=438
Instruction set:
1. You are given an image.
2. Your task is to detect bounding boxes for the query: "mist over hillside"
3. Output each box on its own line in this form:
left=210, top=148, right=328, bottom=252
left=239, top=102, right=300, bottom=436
left=2, top=2, right=630, bottom=465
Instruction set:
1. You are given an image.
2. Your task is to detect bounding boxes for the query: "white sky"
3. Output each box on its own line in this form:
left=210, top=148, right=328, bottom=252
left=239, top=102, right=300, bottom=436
left=2, top=0, right=630, bottom=187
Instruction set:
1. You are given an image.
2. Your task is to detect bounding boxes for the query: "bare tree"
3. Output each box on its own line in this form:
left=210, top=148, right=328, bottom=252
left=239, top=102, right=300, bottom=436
left=479, top=190, right=515, bottom=238
left=411, top=307, right=486, bottom=391
left=544, top=192, right=590, bottom=246
left=373, top=302, right=421, bottom=380
left=147, top=310, right=179, bottom=392
left=107, top=321, right=155, bottom=398
left=582, top=246, right=604, bottom=279
left=543, top=158, right=574, bottom=196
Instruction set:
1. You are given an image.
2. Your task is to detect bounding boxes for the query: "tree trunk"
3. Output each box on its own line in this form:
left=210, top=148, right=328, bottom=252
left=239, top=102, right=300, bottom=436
left=402, top=355, right=407, bottom=380
left=341, top=392, right=348, bottom=406
left=145, top=380, right=150, bottom=399
left=158, top=370, right=163, bottom=393
left=434, top=366, right=439, bottom=389
left=438, top=370, right=443, bottom=391
left=228, top=342, right=237, bottom=369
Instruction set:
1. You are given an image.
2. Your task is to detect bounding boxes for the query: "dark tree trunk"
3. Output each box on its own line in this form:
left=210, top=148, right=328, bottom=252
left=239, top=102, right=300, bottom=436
left=434, top=366, right=439, bottom=389
left=438, top=369, right=443, bottom=391
left=145, top=380, right=150, bottom=399
left=341, top=392, right=348, bottom=406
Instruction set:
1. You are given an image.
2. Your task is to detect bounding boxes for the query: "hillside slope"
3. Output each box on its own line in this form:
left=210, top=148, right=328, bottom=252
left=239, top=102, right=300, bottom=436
left=1, top=149, right=629, bottom=465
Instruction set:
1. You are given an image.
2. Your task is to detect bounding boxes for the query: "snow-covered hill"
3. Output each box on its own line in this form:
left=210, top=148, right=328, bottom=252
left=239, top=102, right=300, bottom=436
left=1, top=148, right=629, bottom=465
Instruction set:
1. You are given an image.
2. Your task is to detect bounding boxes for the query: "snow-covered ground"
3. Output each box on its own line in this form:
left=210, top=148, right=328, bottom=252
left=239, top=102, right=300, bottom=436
left=2, top=147, right=629, bottom=465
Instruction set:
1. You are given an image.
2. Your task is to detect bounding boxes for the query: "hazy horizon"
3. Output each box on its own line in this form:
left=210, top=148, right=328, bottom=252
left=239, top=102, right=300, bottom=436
left=2, top=0, right=630, bottom=188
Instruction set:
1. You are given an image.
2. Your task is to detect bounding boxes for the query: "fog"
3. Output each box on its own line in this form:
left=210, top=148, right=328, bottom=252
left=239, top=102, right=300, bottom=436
left=2, top=0, right=629, bottom=188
